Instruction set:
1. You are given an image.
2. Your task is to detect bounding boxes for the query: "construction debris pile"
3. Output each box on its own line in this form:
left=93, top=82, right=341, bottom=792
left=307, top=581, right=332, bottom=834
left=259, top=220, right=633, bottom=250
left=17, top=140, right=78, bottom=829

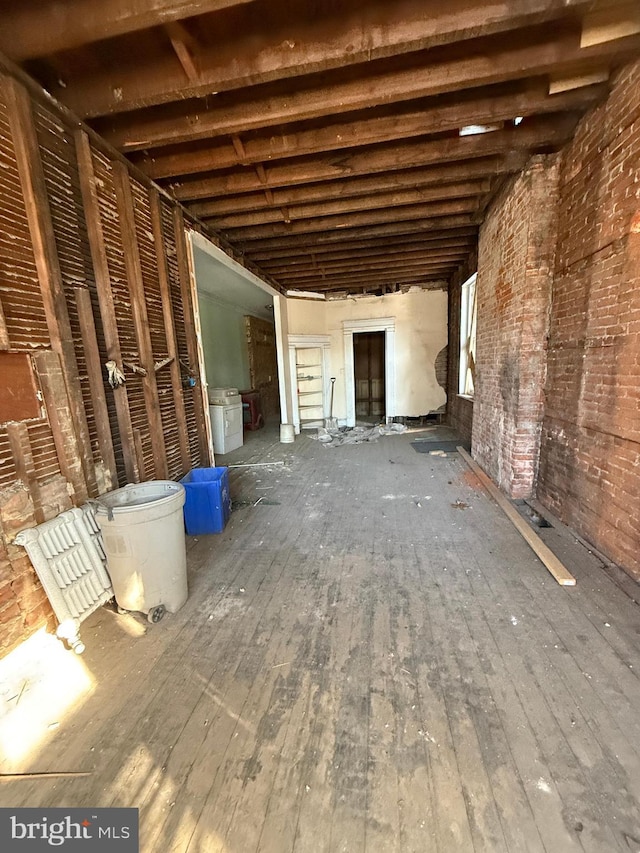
left=311, top=423, right=407, bottom=448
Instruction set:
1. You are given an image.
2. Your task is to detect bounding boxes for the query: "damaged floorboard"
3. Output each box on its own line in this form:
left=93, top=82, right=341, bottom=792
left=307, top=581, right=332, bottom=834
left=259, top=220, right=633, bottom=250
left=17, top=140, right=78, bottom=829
left=2, top=426, right=640, bottom=852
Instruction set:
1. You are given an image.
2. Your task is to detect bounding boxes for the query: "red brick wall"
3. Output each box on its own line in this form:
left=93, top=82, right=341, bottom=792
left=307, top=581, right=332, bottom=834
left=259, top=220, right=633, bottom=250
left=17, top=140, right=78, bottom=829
left=472, top=156, right=559, bottom=498
left=537, top=59, right=640, bottom=579
left=447, top=256, right=476, bottom=444
left=0, top=487, right=61, bottom=651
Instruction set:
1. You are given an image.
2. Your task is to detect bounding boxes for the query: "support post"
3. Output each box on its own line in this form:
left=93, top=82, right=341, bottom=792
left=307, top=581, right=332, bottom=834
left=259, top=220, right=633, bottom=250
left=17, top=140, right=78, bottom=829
left=112, top=161, right=168, bottom=478
left=173, top=208, right=210, bottom=465
left=149, top=189, right=191, bottom=474
left=74, top=129, right=139, bottom=483
left=4, top=76, right=96, bottom=501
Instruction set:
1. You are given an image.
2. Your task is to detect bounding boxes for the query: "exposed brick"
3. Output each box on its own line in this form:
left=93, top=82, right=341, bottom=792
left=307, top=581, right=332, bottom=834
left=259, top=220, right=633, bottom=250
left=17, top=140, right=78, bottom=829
left=537, top=56, right=640, bottom=580
left=466, top=57, right=640, bottom=580
left=472, top=155, right=559, bottom=498
left=0, top=599, right=22, bottom=622
left=23, top=599, right=55, bottom=630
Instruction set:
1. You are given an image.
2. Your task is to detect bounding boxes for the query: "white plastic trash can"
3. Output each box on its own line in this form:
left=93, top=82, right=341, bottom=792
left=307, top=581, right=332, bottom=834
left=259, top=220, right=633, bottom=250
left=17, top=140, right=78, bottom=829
left=95, top=481, right=187, bottom=623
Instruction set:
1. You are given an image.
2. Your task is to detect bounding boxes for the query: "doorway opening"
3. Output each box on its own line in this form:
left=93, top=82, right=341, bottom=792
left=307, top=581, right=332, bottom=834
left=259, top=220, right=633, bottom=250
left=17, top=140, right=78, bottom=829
left=343, top=317, right=395, bottom=427
left=354, top=331, right=385, bottom=421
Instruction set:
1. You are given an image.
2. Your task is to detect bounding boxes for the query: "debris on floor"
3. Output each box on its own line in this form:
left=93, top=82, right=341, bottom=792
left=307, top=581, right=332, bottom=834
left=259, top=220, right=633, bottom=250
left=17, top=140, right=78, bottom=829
left=411, top=441, right=461, bottom=454
left=451, top=499, right=470, bottom=510
left=311, top=423, right=407, bottom=447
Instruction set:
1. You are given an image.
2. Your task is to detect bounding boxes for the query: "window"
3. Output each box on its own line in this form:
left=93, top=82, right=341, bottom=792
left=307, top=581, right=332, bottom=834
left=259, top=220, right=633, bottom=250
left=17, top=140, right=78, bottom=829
left=459, top=273, right=477, bottom=397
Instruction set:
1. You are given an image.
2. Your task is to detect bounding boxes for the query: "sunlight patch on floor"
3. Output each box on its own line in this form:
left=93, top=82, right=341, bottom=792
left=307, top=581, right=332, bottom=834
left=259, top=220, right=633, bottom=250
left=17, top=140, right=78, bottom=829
left=0, top=628, right=94, bottom=770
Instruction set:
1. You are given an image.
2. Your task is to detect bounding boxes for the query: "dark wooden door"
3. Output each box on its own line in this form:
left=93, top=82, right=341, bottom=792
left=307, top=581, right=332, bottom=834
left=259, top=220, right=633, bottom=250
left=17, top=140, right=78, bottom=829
left=354, top=331, right=385, bottom=419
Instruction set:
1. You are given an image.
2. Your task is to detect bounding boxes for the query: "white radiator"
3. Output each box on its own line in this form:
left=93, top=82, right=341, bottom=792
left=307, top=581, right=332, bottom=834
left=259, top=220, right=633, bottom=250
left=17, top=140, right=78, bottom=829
left=15, top=505, right=114, bottom=654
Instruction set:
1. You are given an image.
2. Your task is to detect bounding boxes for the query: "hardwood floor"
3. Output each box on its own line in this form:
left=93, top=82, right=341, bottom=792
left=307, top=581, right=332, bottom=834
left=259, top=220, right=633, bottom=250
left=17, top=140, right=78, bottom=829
left=2, top=425, right=640, bottom=852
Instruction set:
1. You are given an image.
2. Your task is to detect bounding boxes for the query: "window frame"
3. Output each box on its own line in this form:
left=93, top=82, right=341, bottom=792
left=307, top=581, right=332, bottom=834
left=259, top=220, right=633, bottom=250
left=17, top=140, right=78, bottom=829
left=458, top=272, right=477, bottom=399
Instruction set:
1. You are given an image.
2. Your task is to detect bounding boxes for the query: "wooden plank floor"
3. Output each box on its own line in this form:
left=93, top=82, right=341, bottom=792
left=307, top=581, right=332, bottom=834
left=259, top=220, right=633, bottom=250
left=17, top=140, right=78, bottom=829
left=2, top=425, right=640, bottom=852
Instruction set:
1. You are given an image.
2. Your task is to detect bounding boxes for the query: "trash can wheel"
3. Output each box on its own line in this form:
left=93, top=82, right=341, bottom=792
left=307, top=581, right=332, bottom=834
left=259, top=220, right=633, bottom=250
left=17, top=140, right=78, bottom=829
left=148, top=604, right=166, bottom=624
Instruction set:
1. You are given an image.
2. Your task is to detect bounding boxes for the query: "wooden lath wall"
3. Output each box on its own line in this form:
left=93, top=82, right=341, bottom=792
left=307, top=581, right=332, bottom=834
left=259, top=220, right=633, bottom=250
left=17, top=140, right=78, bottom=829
left=0, top=62, right=209, bottom=654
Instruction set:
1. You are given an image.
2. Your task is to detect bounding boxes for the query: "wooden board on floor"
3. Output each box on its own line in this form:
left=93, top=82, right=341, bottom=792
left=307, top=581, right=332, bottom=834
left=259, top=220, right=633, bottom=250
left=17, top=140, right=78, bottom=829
left=458, top=446, right=576, bottom=587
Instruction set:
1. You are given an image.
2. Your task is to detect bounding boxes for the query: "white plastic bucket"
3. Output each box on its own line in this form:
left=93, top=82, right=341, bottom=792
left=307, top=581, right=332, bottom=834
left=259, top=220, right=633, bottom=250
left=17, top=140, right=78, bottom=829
left=95, top=481, right=187, bottom=617
left=280, top=423, right=295, bottom=443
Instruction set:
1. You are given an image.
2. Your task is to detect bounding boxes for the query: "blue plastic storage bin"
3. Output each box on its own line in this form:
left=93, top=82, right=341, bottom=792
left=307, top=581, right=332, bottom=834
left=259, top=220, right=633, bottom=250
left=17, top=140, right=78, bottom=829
left=179, top=467, right=231, bottom=535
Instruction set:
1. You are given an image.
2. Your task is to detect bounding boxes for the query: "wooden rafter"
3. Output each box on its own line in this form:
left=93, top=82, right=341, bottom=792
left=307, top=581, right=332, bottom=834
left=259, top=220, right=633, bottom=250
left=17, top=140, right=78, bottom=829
left=250, top=231, right=479, bottom=262
left=171, top=157, right=510, bottom=205
left=165, top=21, right=200, bottom=82
left=118, top=77, right=605, bottom=158
left=5, top=0, right=640, bottom=297
left=147, top=115, right=578, bottom=189
left=202, top=180, right=490, bottom=228
left=0, top=0, right=254, bottom=61
left=232, top=214, right=477, bottom=251
left=35, top=0, right=594, bottom=118
left=220, top=199, right=481, bottom=241
left=95, top=28, right=637, bottom=149
left=256, top=239, right=476, bottom=267
left=272, top=250, right=470, bottom=278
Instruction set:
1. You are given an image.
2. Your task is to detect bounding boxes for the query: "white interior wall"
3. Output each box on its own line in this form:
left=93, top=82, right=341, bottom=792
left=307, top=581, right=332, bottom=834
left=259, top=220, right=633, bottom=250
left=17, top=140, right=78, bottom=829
left=190, top=233, right=280, bottom=398
left=273, top=294, right=294, bottom=426
left=197, top=292, right=251, bottom=390
left=287, top=289, right=448, bottom=420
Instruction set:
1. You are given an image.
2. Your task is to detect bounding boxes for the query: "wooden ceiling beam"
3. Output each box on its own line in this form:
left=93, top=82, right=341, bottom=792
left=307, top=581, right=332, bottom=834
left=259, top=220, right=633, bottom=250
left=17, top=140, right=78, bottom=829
left=32, top=0, right=592, bottom=117
left=197, top=180, right=489, bottom=226
left=287, top=267, right=455, bottom=293
left=256, top=247, right=476, bottom=271
left=265, top=244, right=472, bottom=270
left=172, top=156, right=503, bottom=205
left=218, top=198, right=479, bottom=241
left=233, top=214, right=476, bottom=251
left=125, top=76, right=603, bottom=161
left=286, top=275, right=457, bottom=291
left=98, top=26, right=629, bottom=147
left=165, top=21, right=200, bottom=82
left=152, top=115, right=570, bottom=191
left=581, top=0, right=640, bottom=48
left=250, top=231, right=478, bottom=261
left=273, top=256, right=469, bottom=282
left=314, top=280, right=449, bottom=294
left=287, top=267, right=454, bottom=289
left=0, top=1, right=255, bottom=61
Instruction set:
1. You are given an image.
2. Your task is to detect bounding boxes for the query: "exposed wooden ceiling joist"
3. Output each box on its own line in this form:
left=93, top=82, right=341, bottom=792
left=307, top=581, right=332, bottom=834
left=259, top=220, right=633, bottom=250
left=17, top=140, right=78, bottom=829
left=0, top=1, right=254, bottom=61
left=94, top=27, right=633, bottom=150
left=278, top=252, right=464, bottom=280
left=232, top=215, right=478, bottom=251
left=219, top=198, right=480, bottom=242
left=197, top=180, right=490, bottom=226
left=127, top=80, right=604, bottom=191
left=290, top=266, right=454, bottom=288
left=296, top=271, right=450, bottom=299
left=5, top=0, right=639, bottom=296
left=250, top=231, right=479, bottom=262
left=150, top=115, right=577, bottom=189
left=170, top=157, right=504, bottom=206
left=17, top=0, right=594, bottom=118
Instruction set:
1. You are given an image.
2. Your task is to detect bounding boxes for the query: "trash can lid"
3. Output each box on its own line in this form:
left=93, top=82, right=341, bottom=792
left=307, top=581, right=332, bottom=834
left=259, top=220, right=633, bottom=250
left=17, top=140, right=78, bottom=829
left=95, top=481, right=185, bottom=513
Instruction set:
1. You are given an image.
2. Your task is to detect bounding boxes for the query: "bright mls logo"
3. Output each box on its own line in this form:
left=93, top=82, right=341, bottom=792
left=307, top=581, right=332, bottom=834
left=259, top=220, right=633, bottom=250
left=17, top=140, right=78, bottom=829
left=0, top=808, right=138, bottom=851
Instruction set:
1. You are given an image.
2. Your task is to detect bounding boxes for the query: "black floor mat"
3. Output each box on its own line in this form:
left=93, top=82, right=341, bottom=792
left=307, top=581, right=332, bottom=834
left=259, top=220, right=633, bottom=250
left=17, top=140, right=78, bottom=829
left=411, top=440, right=464, bottom=454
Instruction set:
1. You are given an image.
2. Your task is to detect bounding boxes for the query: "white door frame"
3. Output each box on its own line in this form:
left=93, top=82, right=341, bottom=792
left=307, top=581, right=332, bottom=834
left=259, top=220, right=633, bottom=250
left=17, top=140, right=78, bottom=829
left=288, top=334, right=331, bottom=433
left=343, top=317, right=396, bottom=427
